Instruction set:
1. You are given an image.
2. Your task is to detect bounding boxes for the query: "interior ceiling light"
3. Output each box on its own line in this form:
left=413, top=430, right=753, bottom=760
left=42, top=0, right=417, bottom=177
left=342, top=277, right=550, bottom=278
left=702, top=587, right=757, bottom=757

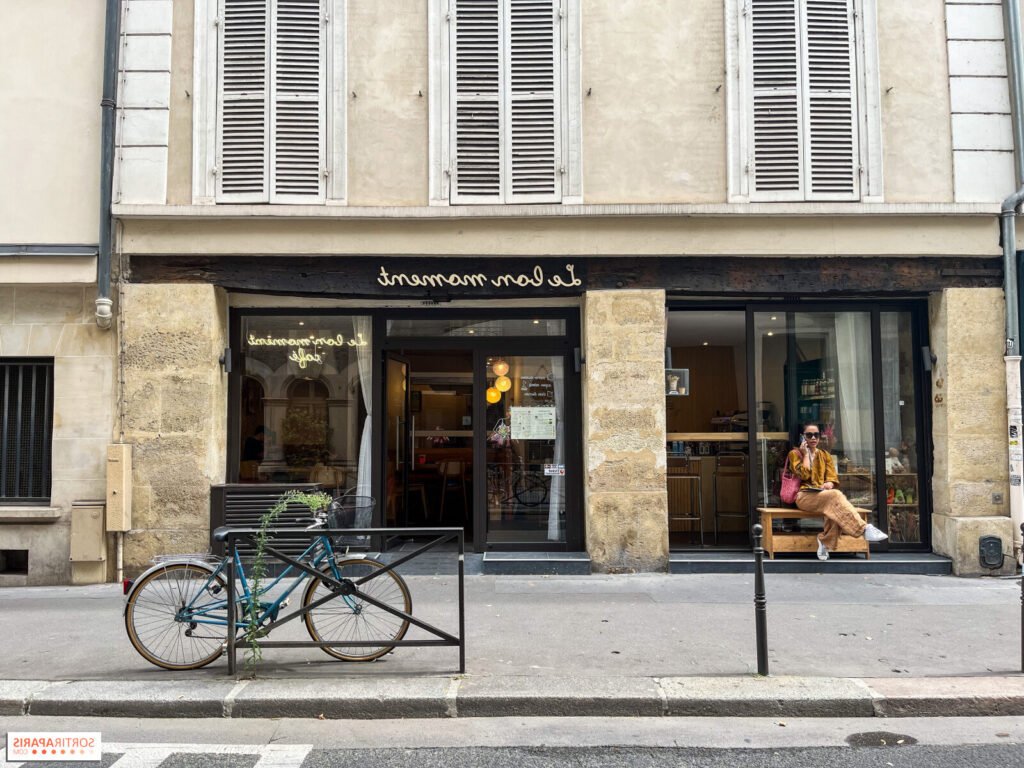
left=495, top=374, right=512, bottom=392
left=486, top=387, right=501, bottom=404
left=702, top=342, right=709, bottom=346
left=767, top=331, right=774, bottom=336
left=533, top=319, right=540, bottom=324
left=492, top=359, right=510, bottom=377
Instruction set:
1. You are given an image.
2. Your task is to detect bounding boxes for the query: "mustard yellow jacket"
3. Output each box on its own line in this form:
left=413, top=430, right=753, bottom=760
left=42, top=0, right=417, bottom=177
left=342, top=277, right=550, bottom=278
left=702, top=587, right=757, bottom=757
left=788, top=448, right=839, bottom=490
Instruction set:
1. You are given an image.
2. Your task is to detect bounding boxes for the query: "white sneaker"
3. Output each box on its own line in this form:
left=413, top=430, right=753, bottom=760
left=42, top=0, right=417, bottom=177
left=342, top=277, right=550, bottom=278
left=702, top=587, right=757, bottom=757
left=816, top=538, right=829, bottom=561
left=863, top=523, right=889, bottom=542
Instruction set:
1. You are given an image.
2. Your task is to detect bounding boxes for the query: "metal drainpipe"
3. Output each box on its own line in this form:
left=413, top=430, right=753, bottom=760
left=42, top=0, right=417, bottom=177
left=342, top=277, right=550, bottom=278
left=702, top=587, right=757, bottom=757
left=1002, top=0, right=1024, bottom=565
left=96, top=0, right=121, bottom=329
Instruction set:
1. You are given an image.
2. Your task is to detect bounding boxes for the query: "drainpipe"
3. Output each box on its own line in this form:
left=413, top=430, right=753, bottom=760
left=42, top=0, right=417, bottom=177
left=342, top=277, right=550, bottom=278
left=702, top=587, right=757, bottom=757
left=1002, top=0, right=1024, bottom=565
left=96, top=0, right=121, bottom=329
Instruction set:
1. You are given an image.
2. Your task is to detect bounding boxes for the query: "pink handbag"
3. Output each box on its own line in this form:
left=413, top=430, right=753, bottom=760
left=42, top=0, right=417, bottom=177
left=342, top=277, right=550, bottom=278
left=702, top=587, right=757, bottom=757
left=779, top=454, right=801, bottom=504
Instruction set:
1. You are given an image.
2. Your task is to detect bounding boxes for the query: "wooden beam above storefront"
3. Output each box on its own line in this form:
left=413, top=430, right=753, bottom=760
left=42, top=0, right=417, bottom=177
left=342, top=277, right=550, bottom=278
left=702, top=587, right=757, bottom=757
left=126, top=255, right=1003, bottom=299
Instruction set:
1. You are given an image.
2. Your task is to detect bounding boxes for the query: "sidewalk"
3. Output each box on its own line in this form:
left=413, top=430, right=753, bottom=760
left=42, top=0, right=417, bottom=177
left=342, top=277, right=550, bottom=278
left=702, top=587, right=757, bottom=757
left=1, top=572, right=1021, bottom=719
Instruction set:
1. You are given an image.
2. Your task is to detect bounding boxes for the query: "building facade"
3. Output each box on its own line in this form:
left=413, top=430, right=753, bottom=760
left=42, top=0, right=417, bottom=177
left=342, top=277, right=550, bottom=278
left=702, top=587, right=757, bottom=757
left=4, top=0, right=1021, bottom=583
left=0, top=1, right=118, bottom=585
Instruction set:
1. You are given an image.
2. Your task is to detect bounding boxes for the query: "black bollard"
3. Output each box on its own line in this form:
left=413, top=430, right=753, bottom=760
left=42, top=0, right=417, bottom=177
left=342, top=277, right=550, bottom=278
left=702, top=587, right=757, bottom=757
left=227, top=539, right=236, bottom=676
left=752, top=522, right=769, bottom=676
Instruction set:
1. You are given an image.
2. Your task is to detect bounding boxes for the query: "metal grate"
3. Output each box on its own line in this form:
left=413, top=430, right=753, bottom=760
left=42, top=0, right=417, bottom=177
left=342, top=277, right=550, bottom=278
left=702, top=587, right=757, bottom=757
left=0, top=360, right=53, bottom=503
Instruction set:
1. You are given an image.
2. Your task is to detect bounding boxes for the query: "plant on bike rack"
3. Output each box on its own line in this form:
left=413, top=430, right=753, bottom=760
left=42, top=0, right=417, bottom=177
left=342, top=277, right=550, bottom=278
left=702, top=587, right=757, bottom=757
left=245, top=489, right=332, bottom=669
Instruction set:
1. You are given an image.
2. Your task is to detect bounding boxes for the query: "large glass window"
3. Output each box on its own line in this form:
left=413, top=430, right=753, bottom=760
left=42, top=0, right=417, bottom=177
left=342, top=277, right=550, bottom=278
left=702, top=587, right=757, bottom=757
left=665, top=311, right=750, bottom=547
left=755, top=311, right=878, bottom=524
left=238, top=316, right=372, bottom=495
left=881, top=312, right=921, bottom=543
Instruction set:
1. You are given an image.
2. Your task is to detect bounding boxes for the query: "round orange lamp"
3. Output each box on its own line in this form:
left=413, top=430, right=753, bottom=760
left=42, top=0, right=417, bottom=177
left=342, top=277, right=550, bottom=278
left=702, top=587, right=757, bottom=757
left=492, top=359, right=510, bottom=377
left=495, top=375, right=512, bottom=392
left=485, top=386, right=502, bottom=404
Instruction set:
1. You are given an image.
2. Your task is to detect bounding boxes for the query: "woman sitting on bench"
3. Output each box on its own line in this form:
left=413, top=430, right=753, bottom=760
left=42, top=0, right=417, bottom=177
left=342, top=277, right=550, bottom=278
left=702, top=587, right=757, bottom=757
left=788, top=424, right=888, bottom=560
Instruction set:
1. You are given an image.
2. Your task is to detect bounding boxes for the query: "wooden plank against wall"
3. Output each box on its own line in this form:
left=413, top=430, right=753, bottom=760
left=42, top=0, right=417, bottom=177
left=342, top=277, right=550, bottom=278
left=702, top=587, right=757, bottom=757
left=127, top=255, right=1003, bottom=298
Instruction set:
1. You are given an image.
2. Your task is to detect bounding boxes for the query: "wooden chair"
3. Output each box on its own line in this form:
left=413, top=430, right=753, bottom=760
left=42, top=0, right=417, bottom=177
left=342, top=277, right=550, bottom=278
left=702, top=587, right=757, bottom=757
left=439, top=460, right=469, bottom=521
left=714, top=452, right=748, bottom=544
left=667, top=460, right=704, bottom=546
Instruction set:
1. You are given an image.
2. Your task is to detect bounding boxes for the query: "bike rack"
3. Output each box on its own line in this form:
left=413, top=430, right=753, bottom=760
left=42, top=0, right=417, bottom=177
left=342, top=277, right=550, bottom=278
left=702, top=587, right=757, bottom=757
left=221, top=526, right=466, bottom=675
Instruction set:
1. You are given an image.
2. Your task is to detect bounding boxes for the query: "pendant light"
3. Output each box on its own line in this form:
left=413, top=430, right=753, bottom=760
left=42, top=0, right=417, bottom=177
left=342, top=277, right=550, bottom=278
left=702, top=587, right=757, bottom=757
left=485, top=387, right=502, bottom=404
left=494, top=374, right=512, bottom=392
left=492, top=359, right=510, bottom=377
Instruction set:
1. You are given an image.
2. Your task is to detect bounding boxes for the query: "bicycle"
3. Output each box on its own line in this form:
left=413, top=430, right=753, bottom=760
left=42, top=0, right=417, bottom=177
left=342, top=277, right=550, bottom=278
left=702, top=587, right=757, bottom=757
left=123, top=495, right=412, bottom=671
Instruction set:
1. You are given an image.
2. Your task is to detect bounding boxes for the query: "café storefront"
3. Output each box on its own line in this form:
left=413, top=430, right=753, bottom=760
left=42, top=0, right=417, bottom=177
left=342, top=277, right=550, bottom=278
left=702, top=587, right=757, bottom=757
left=125, top=253, right=1004, bottom=567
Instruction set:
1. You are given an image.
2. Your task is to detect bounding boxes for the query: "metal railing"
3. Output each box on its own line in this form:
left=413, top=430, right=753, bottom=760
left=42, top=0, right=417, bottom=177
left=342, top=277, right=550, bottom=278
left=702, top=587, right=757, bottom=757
left=221, top=526, right=466, bottom=675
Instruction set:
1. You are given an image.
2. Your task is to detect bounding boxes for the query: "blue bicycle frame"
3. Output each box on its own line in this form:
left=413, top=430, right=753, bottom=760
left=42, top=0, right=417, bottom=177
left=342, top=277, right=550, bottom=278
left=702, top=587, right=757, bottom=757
left=181, top=533, right=350, bottom=632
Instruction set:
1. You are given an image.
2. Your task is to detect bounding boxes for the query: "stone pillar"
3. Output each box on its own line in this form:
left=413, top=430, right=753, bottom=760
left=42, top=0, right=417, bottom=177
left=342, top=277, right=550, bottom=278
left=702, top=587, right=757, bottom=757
left=121, top=284, right=228, bottom=574
left=929, top=287, right=1016, bottom=575
left=583, top=289, right=669, bottom=572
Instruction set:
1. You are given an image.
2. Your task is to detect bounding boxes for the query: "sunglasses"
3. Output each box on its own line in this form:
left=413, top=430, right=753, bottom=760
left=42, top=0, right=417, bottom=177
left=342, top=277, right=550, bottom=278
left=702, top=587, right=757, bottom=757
left=803, top=432, right=820, bottom=439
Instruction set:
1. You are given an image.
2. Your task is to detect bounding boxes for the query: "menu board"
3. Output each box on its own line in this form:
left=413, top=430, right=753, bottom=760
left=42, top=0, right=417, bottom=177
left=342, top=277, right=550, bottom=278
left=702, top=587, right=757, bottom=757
left=510, top=406, right=557, bottom=440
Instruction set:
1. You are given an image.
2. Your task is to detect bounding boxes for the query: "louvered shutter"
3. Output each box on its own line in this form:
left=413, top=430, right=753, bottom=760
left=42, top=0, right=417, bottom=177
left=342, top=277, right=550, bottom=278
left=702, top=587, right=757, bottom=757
left=802, top=0, right=859, bottom=199
left=506, top=0, right=560, bottom=202
left=450, top=0, right=561, bottom=204
left=452, top=0, right=503, bottom=202
left=217, top=0, right=271, bottom=202
left=749, top=0, right=802, bottom=199
left=271, top=0, right=326, bottom=202
left=747, top=0, right=860, bottom=200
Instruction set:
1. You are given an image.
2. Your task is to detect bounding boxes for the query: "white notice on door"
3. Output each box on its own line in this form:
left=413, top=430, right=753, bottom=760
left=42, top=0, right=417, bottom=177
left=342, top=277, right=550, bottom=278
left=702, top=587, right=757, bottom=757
left=510, top=406, right=556, bottom=440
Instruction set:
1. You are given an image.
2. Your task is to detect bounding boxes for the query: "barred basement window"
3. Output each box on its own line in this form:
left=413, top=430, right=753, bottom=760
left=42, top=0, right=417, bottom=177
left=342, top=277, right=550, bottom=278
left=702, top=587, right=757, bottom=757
left=0, top=360, right=54, bottom=503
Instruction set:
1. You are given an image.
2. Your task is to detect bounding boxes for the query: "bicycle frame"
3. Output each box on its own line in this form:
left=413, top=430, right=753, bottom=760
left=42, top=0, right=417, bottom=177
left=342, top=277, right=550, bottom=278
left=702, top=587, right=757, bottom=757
left=181, top=533, right=348, bottom=632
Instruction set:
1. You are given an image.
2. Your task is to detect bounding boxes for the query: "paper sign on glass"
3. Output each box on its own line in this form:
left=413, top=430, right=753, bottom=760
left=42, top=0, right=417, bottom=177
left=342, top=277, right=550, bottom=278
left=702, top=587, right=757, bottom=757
left=510, top=406, right=557, bottom=440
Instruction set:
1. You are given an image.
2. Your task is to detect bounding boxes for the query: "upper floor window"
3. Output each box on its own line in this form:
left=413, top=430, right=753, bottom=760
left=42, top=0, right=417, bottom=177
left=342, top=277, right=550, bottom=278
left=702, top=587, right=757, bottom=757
left=194, top=0, right=346, bottom=204
left=727, top=0, right=882, bottom=202
left=429, top=0, right=582, bottom=205
left=1, top=360, right=53, bottom=504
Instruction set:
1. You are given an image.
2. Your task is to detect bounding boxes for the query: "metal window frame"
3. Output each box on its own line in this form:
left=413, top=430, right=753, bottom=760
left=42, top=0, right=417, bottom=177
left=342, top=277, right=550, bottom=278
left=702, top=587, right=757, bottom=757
left=0, top=358, right=54, bottom=505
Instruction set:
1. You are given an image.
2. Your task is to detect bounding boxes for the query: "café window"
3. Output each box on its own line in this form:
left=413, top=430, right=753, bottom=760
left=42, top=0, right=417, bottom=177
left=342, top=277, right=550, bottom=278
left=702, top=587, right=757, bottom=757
left=237, top=315, right=372, bottom=495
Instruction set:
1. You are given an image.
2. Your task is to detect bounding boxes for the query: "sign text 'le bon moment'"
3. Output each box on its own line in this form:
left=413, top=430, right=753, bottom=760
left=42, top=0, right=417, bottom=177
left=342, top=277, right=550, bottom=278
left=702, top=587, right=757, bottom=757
left=376, top=264, right=582, bottom=290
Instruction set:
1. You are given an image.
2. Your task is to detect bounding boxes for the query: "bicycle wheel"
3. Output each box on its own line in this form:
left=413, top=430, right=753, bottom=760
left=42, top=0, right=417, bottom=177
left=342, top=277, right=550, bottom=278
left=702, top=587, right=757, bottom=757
left=513, top=470, right=549, bottom=507
left=125, top=562, right=230, bottom=671
left=302, top=558, right=412, bottom=662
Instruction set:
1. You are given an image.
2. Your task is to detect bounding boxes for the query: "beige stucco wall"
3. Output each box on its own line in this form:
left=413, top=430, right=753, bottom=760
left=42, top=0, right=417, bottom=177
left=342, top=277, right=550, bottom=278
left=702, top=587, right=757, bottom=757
left=583, top=289, right=668, bottom=572
left=0, top=0, right=104, bottom=242
left=0, top=285, right=116, bottom=585
left=160, top=0, right=956, bottom=207
left=929, top=287, right=1015, bottom=575
left=347, top=0, right=429, bottom=205
left=118, top=214, right=1001, bottom=257
left=581, top=0, right=726, bottom=203
left=877, top=0, right=954, bottom=202
left=121, top=283, right=228, bottom=575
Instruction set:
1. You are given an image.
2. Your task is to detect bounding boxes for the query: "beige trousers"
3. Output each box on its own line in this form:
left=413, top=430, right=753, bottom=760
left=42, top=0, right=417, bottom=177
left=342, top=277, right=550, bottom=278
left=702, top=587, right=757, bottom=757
left=795, top=489, right=867, bottom=550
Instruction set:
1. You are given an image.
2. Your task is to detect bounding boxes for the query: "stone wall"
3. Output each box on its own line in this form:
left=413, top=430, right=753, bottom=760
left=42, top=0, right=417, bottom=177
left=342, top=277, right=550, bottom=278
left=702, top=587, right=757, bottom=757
left=121, top=284, right=228, bottom=575
left=583, top=289, right=668, bottom=572
left=0, top=284, right=115, bottom=585
left=929, top=287, right=1016, bottom=575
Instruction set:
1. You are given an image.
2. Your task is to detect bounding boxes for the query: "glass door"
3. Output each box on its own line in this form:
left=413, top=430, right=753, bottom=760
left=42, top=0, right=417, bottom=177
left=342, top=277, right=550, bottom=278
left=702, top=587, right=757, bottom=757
left=753, top=311, right=879, bottom=526
left=478, top=352, right=570, bottom=547
left=384, top=354, right=411, bottom=527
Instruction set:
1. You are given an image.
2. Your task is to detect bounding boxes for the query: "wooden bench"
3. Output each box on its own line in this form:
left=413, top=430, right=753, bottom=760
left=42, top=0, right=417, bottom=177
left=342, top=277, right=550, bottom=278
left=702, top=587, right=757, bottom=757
left=756, top=507, right=870, bottom=560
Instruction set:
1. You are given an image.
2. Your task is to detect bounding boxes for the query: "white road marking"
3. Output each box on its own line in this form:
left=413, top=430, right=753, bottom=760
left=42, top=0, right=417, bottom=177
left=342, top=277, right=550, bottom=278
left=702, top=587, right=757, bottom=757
left=104, top=743, right=312, bottom=768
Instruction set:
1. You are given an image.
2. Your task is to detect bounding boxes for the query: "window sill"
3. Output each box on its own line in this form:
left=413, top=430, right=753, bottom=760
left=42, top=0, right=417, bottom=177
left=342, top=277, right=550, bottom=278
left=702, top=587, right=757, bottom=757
left=0, top=507, right=62, bottom=524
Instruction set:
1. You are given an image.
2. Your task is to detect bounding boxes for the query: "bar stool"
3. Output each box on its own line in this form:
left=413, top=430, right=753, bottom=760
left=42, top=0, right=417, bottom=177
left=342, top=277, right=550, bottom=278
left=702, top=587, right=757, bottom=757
left=667, top=459, right=704, bottom=546
left=714, top=452, right=748, bottom=544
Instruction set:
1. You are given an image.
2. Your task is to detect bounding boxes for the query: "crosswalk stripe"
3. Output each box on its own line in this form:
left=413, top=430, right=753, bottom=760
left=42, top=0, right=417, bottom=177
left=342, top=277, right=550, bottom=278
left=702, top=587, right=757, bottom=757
left=253, top=744, right=313, bottom=768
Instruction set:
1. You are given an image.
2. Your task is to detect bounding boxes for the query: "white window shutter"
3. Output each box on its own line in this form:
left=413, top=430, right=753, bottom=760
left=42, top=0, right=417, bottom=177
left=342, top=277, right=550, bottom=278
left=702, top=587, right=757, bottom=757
left=270, top=0, right=326, bottom=203
left=505, top=0, right=561, bottom=203
left=216, top=0, right=271, bottom=202
left=452, top=0, right=503, bottom=203
left=802, top=0, right=859, bottom=199
left=749, top=0, right=802, bottom=199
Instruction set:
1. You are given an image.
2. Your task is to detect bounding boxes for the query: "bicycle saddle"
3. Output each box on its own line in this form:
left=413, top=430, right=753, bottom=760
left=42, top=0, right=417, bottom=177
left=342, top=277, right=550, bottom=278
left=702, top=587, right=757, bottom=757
left=212, top=526, right=232, bottom=542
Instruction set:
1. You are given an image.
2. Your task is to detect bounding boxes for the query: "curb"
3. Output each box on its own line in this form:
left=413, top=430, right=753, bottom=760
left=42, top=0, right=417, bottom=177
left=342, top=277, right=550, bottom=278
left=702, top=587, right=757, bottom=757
left=2, top=676, right=1023, bottom=720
